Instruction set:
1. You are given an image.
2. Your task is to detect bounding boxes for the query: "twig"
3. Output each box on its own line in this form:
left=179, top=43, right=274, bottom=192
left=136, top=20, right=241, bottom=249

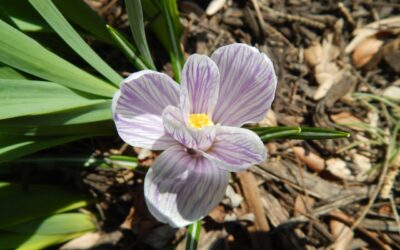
left=261, top=6, right=326, bottom=29
left=249, top=0, right=267, bottom=37
left=338, top=2, right=355, bottom=27
left=351, top=135, right=392, bottom=231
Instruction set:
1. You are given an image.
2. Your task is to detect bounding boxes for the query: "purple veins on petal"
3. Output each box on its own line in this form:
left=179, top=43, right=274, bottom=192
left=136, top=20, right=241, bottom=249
left=210, top=43, right=277, bottom=127
left=180, top=54, right=220, bottom=119
left=112, top=70, right=180, bottom=150
left=144, top=145, right=229, bottom=227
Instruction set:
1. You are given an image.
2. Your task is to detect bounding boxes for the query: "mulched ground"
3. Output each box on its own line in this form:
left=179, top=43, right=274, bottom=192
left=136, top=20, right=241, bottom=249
left=6, top=0, right=400, bottom=249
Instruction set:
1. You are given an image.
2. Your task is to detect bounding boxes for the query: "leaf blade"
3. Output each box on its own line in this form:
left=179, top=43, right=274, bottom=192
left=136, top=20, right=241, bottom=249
left=29, top=0, right=122, bottom=85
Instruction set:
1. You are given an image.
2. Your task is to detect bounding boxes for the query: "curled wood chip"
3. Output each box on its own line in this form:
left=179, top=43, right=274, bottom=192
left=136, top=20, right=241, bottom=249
left=382, top=86, right=400, bottom=100
left=206, top=0, right=226, bottom=16
left=223, top=185, right=243, bottom=208
left=304, top=33, right=343, bottom=100
left=352, top=36, right=384, bottom=68
left=293, top=146, right=325, bottom=173
left=60, top=232, right=101, bottom=250
left=330, top=219, right=354, bottom=250
left=352, top=154, right=371, bottom=182
left=326, top=158, right=354, bottom=180
left=258, top=109, right=277, bottom=127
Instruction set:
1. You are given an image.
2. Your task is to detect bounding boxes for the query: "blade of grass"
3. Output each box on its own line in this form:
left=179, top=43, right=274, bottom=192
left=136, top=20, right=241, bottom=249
left=0, top=19, right=117, bottom=97
left=106, top=25, right=149, bottom=70
left=125, top=0, right=155, bottom=69
left=29, top=0, right=122, bottom=85
left=186, top=220, right=202, bottom=250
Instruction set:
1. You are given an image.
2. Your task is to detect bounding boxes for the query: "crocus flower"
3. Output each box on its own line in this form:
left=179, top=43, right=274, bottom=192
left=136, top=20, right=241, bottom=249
left=112, top=43, right=277, bottom=227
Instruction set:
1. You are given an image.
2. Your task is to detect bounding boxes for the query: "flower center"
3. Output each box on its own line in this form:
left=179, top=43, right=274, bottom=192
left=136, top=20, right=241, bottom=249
left=188, top=113, right=214, bottom=129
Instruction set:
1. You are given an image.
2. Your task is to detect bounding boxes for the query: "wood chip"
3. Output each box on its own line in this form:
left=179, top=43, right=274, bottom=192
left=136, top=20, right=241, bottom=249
left=293, top=146, right=325, bottom=173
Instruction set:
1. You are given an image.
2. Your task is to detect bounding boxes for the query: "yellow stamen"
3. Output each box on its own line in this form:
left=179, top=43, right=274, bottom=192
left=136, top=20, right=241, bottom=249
left=188, top=113, right=214, bottom=129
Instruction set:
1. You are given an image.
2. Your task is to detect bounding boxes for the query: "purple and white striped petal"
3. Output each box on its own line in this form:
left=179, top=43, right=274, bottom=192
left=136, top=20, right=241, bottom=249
left=162, top=105, right=216, bottom=150
left=203, top=126, right=266, bottom=172
left=144, top=145, right=229, bottom=227
left=180, top=54, right=220, bottom=121
left=113, top=70, right=180, bottom=150
left=211, top=44, right=277, bottom=127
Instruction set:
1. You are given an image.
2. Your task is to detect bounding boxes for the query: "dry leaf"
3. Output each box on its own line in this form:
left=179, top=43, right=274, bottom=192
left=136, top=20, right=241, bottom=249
left=293, top=147, right=325, bottom=173
left=345, top=16, right=400, bottom=54
left=352, top=36, right=384, bottom=68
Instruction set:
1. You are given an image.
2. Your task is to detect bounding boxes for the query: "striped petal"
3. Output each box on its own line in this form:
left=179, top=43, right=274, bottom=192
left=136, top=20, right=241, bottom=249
left=144, top=145, right=229, bottom=227
left=112, top=70, right=180, bottom=150
left=211, top=44, right=277, bottom=127
left=180, top=54, right=220, bottom=122
left=162, top=105, right=216, bottom=151
left=203, top=126, right=266, bottom=172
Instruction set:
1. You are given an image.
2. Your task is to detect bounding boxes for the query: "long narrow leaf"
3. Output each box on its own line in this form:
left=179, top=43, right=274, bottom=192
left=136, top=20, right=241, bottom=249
left=0, top=101, right=112, bottom=127
left=0, top=182, right=88, bottom=228
left=0, top=64, right=27, bottom=79
left=29, top=0, right=122, bottom=85
left=0, top=134, right=91, bottom=163
left=283, top=127, right=350, bottom=140
left=0, top=79, right=106, bottom=120
left=125, top=0, right=155, bottom=69
left=106, top=25, right=149, bottom=70
left=249, top=126, right=301, bottom=142
left=0, top=19, right=116, bottom=97
left=159, top=0, right=184, bottom=81
left=0, top=213, right=94, bottom=250
left=54, top=0, right=114, bottom=44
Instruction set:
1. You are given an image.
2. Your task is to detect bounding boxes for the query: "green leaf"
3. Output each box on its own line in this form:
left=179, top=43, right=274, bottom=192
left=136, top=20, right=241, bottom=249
left=186, top=220, right=202, bottom=250
left=284, top=127, right=350, bottom=140
left=0, top=19, right=116, bottom=97
left=0, top=0, right=51, bottom=32
left=0, top=134, right=91, bottom=163
left=0, top=79, right=107, bottom=120
left=53, top=0, right=114, bottom=44
left=0, top=64, right=27, bottom=79
left=0, top=182, right=88, bottom=229
left=106, top=25, right=149, bottom=70
left=4, top=213, right=95, bottom=235
left=159, top=0, right=184, bottom=81
left=0, top=213, right=95, bottom=250
left=29, top=0, right=122, bottom=85
left=249, top=126, right=350, bottom=141
left=0, top=121, right=114, bottom=136
left=0, top=101, right=112, bottom=126
left=125, top=0, right=156, bottom=69
left=250, top=126, right=301, bottom=142
left=0, top=231, right=82, bottom=250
